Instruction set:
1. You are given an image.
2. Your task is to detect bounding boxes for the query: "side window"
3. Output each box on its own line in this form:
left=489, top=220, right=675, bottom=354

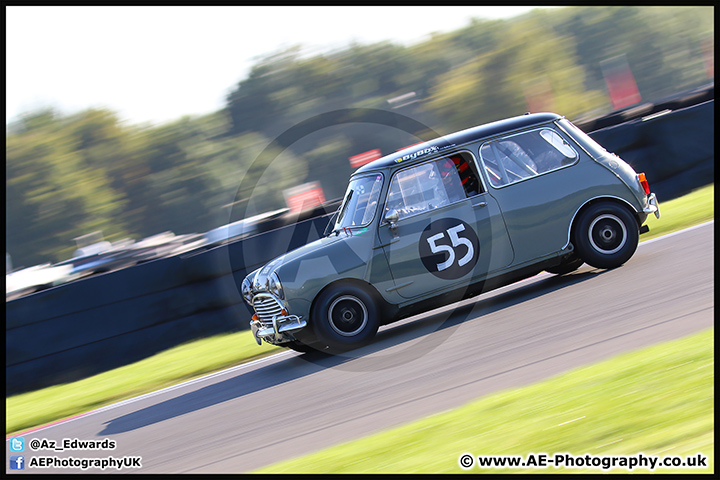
left=479, top=128, right=578, bottom=187
left=496, top=140, right=538, bottom=181
left=385, top=157, right=478, bottom=221
left=480, top=144, right=505, bottom=187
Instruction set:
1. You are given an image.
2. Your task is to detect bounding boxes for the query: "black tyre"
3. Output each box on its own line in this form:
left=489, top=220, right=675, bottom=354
left=573, top=202, right=639, bottom=270
left=545, top=255, right=584, bottom=275
left=311, top=283, right=380, bottom=352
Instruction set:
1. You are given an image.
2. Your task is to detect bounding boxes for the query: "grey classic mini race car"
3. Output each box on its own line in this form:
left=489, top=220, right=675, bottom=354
left=242, top=112, right=660, bottom=353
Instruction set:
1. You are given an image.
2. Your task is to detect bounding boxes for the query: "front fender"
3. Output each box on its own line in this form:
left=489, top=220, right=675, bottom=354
left=275, top=233, right=374, bottom=318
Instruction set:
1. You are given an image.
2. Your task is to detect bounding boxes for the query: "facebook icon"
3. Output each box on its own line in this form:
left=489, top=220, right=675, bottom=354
left=10, top=455, right=25, bottom=470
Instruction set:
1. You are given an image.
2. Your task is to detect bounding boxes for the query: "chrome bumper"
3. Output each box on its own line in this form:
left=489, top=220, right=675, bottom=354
left=643, top=193, right=660, bottom=219
left=250, top=315, right=307, bottom=345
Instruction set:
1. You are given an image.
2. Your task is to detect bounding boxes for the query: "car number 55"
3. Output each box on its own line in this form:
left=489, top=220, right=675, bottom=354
left=426, top=224, right=474, bottom=271
left=419, top=218, right=480, bottom=280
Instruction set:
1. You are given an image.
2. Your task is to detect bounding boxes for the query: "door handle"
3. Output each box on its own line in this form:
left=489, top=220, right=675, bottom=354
left=374, top=237, right=400, bottom=249
left=473, top=201, right=487, bottom=208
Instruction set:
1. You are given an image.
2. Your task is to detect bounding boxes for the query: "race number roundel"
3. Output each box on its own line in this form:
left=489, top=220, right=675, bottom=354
left=419, top=218, right=479, bottom=280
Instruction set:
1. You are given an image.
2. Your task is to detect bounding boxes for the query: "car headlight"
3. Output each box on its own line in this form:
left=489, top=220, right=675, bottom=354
left=268, top=272, right=284, bottom=300
left=241, top=274, right=254, bottom=305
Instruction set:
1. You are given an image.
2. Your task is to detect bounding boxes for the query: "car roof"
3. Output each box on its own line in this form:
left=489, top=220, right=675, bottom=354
left=354, top=112, right=563, bottom=174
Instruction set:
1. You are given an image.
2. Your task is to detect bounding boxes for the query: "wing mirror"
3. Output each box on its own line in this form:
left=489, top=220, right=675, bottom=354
left=385, top=209, right=399, bottom=236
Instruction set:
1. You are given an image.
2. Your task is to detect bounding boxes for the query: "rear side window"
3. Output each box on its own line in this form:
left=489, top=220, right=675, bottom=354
left=480, top=128, right=578, bottom=187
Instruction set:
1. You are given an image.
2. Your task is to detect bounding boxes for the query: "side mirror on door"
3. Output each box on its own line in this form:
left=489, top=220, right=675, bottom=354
left=385, top=209, right=399, bottom=237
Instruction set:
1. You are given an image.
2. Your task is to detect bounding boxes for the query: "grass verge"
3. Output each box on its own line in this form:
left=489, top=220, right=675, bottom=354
left=6, top=333, right=282, bottom=435
left=6, top=183, right=714, bottom=436
left=639, top=183, right=713, bottom=242
left=257, top=328, right=714, bottom=473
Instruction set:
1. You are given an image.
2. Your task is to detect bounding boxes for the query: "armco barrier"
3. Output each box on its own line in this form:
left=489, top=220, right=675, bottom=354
left=6, top=213, right=332, bottom=394
left=576, top=83, right=713, bottom=133
left=588, top=100, right=714, bottom=201
left=5, top=98, right=714, bottom=394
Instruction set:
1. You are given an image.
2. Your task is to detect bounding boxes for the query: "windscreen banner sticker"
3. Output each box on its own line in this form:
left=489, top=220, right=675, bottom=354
left=396, top=145, right=439, bottom=163
left=419, top=218, right=479, bottom=280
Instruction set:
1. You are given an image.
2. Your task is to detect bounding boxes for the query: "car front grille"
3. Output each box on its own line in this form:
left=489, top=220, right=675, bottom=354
left=252, top=293, right=284, bottom=326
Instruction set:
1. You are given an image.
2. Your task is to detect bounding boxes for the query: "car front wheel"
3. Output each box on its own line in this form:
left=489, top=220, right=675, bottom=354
left=573, top=202, right=639, bottom=270
left=311, top=284, right=380, bottom=353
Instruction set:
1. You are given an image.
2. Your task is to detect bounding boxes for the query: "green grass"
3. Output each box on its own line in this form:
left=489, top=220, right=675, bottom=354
left=640, top=183, right=713, bottom=242
left=5, top=183, right=714, bottom=436
left=257, top=328, right=714, bottom=474
left=6, top=332, right=282, bottom=435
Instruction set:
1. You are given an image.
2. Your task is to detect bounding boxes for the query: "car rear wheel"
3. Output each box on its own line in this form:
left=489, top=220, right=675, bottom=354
left=311, top=284, right=380, bottom=353
left=573, top=202, right=639, bottom=269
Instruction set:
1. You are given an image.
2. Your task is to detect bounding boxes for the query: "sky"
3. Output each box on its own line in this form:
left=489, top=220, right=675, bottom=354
left=6, top=6, right=554, bottom=127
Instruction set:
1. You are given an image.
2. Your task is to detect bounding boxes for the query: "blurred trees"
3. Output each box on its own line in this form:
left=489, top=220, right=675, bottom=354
left=7, top=109, right=129, bottom=265
left=6, top=6, right=713, bottom=268
left=550, top=6, right=713, bottom=101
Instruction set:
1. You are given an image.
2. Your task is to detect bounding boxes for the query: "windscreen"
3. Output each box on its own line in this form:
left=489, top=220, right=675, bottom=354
left=333, top=174, right=384, bottom=231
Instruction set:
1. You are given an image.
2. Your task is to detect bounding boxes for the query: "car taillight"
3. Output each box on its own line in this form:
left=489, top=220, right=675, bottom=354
left=637, top=172, right=651, bottom=195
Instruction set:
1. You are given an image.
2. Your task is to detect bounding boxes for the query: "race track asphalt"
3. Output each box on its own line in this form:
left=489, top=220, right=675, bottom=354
left=6, top=222, right=714, bottom=474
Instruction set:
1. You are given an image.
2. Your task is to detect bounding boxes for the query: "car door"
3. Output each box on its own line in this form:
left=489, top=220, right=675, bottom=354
left=376, top=155, right=512, bottom=300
